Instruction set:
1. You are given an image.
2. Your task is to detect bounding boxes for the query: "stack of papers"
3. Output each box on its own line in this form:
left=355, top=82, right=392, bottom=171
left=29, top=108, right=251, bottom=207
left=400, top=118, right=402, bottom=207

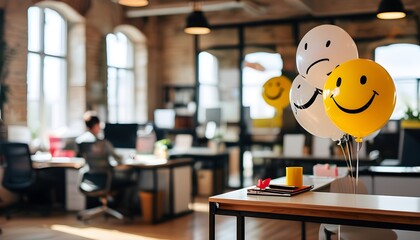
left=247, top=184, right=314, bottom=197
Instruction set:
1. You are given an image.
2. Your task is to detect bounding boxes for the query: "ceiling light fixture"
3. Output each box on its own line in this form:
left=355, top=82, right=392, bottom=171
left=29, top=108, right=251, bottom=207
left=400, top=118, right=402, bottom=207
left=118, top=0, right=149, bottom=7
left=184, top=0, right=211, bottom=35
left=377, top=0, right=406, bottom=20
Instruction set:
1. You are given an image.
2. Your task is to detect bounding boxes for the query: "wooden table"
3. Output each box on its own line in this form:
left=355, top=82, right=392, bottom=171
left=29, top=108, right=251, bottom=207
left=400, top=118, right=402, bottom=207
left=209, top=188, right=420, bottom=240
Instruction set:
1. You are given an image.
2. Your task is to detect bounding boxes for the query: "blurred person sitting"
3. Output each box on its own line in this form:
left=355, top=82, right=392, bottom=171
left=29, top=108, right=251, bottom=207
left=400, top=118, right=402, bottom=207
left=76, top=111, right=136, bottom=218
left=76, top=111, right=122, bottom=164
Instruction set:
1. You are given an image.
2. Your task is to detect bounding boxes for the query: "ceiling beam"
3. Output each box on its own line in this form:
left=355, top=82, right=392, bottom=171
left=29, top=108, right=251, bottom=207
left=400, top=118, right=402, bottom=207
left=126, top=0, right=266, bottom=18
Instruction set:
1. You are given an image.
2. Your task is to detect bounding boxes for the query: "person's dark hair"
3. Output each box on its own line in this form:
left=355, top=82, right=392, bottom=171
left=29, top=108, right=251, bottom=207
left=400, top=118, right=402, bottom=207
left=83, top=111, right=100, bottom=129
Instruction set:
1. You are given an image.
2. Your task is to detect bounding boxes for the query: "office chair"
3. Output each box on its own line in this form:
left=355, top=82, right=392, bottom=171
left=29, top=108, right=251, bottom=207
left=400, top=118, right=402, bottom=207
left=77, top=140, right=130, bottom=222
left=1, top=142, right=49, bottom=219
left=319, top=176, right=397, bottom=240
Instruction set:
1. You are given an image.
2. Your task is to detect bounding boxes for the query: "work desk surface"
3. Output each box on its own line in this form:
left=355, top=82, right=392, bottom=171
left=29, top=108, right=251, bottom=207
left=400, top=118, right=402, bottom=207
left=209, top=173, right=420, bottom=239
left=31, top=154, right=85, bottom=169
left=209, top=189, right=420, bottom=232
left=123, top=154, right=192, bottom=168
left=362, top=166, right=420, bottom=176
left=31, top=152, right=193, bottom=169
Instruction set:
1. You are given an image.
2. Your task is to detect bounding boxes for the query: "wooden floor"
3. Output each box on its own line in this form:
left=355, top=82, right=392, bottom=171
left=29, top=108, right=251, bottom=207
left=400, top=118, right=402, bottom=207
left=0, top=197, right=322, bottom=240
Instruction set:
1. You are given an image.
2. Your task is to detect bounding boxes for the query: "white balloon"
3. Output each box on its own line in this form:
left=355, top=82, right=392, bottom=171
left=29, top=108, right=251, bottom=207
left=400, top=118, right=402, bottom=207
left=296, top=24, right=359, bottom=89
left=290, top=75, right=344, bottom=141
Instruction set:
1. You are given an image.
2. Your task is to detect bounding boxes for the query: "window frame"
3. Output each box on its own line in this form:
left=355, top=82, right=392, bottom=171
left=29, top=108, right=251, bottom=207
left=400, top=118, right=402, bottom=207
left=27, top=6, right=68, bottom=140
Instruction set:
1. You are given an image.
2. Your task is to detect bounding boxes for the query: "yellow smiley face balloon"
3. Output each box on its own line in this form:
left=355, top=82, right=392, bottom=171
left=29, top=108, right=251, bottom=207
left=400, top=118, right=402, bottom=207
left=262, top=76, right=292, bottom=110
left=323, top=59, right=396, bottom=142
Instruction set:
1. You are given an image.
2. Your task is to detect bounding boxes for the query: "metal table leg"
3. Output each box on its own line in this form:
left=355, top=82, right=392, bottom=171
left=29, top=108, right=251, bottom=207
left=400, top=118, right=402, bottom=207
left=209, top=202, right=216, bottom=240
left=237, top=215, right=245, bottom=240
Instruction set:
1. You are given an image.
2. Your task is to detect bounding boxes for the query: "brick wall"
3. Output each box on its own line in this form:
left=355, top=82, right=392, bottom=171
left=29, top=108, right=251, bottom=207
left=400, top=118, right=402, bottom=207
left=1, top=0, right=419, bottom=126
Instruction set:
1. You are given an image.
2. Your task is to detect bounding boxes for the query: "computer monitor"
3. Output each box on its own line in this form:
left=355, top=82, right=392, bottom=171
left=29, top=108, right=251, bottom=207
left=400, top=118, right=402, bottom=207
left=205, top=108, right=221, bottom=126
left=104, top=123, right=138, bottom=149
left=398, top=128, right=420, bottom=166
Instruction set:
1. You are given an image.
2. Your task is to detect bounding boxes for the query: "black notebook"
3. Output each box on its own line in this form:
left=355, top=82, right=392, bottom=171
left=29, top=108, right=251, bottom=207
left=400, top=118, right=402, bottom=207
left=247, top=184, right=314, bottom=197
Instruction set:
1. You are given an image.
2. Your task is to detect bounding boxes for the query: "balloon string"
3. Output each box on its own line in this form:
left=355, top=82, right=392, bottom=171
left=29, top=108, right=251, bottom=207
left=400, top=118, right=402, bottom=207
left=346, top=136, right=353, bottom=170
left=356, top=141, right=362, bottom=193
left=345, top=135, right=356, bottom=194
left=339, top=138, right=351, bottom=178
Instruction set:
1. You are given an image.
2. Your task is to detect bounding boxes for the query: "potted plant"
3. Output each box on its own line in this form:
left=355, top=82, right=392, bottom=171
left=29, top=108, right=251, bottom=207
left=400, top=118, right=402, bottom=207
left=154, top=139, right=173, bottom=159
left=0, top=43, right=15, bottom=141
left=400, top=106, right=420, bottom=129
left=0, top=43, right=15, bottom=112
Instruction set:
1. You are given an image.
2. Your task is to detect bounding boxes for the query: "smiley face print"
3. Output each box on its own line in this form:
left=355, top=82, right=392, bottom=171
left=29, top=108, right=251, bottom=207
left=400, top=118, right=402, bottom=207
left=290, top=75, right=343, bottom=140
left=262, top=76, right=292, bottom=109
left=296, top=24, right=359, bottom=89
left=323, top=59, right=396, bottom=140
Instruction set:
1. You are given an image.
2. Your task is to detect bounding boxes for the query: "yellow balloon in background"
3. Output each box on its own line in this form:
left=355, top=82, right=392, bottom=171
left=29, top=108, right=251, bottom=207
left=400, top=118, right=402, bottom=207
left=262, top=76, right=292, bottom=110
left=323, top=59, right=396, bottom=142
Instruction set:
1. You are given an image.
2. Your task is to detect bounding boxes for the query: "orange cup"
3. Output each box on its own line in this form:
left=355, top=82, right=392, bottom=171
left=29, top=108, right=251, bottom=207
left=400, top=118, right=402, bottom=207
left=285, top=166, right=303, bottom=187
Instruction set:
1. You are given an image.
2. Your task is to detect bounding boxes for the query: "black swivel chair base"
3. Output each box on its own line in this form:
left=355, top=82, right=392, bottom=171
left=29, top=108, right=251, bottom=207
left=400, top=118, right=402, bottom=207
left=77, top=197, right=124, bottom=222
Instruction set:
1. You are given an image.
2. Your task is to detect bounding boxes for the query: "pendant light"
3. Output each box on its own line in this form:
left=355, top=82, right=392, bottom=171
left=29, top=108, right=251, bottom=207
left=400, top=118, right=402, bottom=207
left=377, top=0, right=406, bottom=19
left=184, top=0, right=211, bottom=35
left=118, top=0, right=149, bottom=7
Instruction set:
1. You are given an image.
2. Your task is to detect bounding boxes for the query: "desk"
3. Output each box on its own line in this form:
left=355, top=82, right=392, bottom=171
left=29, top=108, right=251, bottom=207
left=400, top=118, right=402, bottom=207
left=32, top=154, right=192, bottom=219
left=30, top=154, right=86, bottom=210
left=123, top=155, right=193, bottom=223
left=367, top=166, right=420, bottom=175
left=209, top=188, right=420, bottom=240
left=31, top=155, right=85, bottom=169
left=170, top=147, right=229, bottom=195
left=357, top=166, right=420, bottom=197
left=252, top=151, right=375, bottom=178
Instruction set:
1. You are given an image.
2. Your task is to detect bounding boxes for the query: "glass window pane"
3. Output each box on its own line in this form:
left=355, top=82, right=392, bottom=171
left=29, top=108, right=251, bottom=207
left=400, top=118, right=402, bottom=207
left=27, top=53, right=41, bottom=101
left=106, top=32, right=136, bottom=122
left=27, top=6, right=69, bottom=142
left=242, top=52, right=282, bottom=119
left=106, top=34, right=118, bottom=67
left=44, top=8, right=66, bottom=56
left=27, top=53, right=41, bottom=134
left=392, top=79, right=417, bottom=120
left=106, top=33, right=133, bottom=68
left=243, top=86, right=275, bottom=119
left=243, top=52, right=283, bottom=85
left=44, top=56, right=66, bottom=130
left=118, top=33, right=133, bottom=68
left=117, top=70, right=134, bottom=122
left=198, top=86, right=219, bottom=123
left=27, top=100, right=40, bottom=136
left=116, top=33, right=128, bottom=68
left=375, top=43, right=420, bottom=120
left=28, top=7, right=41, bottom=52
left=199, top=52, right=218, bottom=85
left=375, top=44, right=420, bottom=79
left=107, top=67, right=118, bottom=123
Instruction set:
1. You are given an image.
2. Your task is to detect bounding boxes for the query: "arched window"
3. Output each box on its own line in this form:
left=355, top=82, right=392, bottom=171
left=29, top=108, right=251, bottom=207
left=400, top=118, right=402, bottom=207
left=106, top=26, right=147, bottom=123
left=28, top=6, right=67, bottom=140
left=106, top=32, right=134, bottom=122
left=27, top=2, right=85, bottom=145
left=375, top=43, right=420, bottom=120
